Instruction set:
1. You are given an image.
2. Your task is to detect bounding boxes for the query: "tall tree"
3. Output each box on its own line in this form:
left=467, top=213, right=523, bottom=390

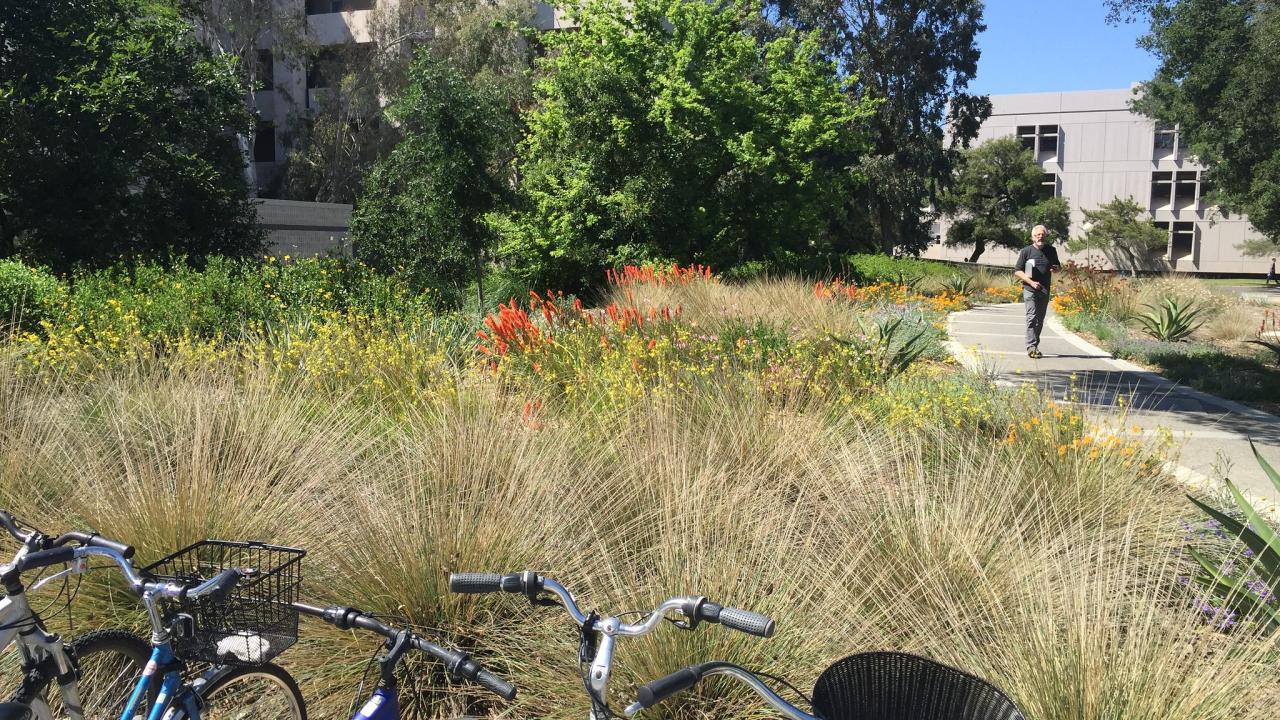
left=765, top=0, right=991, bottom=255
left=1108, top=0, right=1280, bottom=257
left=349, top=51, right=518, bottom=306
left=283, top=0, right=537, bottom=204
left=942, top=137, right=1070, bottom=263
left=506, top=0, right=874, bottom=291
left=0, top=0, right=262, bottom=268
left=1066, top=196, right=1169, bottom=271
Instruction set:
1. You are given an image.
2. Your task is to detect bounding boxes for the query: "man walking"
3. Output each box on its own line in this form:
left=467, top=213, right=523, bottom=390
left=1267, top=257, right=1277, bottom=287
left=1014, top=225, right=1061, bottom=359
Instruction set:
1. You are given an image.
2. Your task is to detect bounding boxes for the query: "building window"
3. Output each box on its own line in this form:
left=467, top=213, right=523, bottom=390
left=1153, top=123, right=1178, bottom=158
left=1037, top=173, right=1058, bottom=200
left=1015, top=125, right=1060, bottom=158
left=253, top=124, right=276, bottom=163
left=1173, top=170, right=1199, bottom=210
left=1170, top=221, right=1194, bottom=261
left=256, top=49, right=273, bottom=91
left=306, top=0, right=373, bottom=13
left=1150, top=171, right=1173, bottom=209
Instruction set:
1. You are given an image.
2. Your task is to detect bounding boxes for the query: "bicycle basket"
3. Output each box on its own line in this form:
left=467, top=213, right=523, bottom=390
left=811, top=652, right=1023, bottom=720
left=143, top=540, right=304, bottom=667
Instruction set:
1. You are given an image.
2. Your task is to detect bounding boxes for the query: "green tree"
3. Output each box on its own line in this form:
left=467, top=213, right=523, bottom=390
left=763, top=0, right=991, bottom=255
left=1067, top=197, right=1169, bottom=272
left=349, top=51, right=518, bottom=307
left=0, top=0, right=262, bottom=269
left=507, top=0, right=874, bottom=291
left=1108, top=0, right=1280, bottom=257
left=283, top=0, right=536, bottom=204
left=942, top=137, right=1070, bottom=263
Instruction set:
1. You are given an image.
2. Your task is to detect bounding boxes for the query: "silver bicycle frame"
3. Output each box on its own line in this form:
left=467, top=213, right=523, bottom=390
left=0, top=576, right=88, bottom=720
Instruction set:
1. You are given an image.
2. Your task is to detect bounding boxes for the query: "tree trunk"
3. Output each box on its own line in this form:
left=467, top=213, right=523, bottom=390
left=475, top=253, right=486, bottom=317
left=878, top=200, right=895, bottom=255
left=966, top=239, right=986, bottom=263
left=0, top=204, right=15, bottom=258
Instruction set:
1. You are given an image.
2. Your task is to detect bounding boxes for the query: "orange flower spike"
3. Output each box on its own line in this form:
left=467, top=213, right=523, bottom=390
left=647, top=338, right=657, bottom=351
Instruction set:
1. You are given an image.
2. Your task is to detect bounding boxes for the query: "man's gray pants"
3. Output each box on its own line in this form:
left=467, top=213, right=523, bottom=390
left=1024, top=289, right=1049, bottom=349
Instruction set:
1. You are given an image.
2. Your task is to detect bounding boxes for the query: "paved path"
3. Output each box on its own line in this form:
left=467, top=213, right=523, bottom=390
left=946, top=302, right=1280, bottom=504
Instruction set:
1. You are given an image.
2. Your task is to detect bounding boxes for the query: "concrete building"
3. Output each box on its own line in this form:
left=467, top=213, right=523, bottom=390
left=924, top=87, right=1269, bottom=274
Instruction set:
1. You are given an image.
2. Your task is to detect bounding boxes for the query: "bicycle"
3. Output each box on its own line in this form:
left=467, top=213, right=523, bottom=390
left=0, top=510, right=309, bottom=720
left=450, top=571, right=1024, bottom=720
left=292, top=601, right=515, bottom=719
left=0, top=511, right=149, bottom=720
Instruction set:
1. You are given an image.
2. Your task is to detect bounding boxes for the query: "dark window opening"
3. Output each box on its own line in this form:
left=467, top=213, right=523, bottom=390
left=1150, top=171, right=1173, bottom=208
left=256, top=49, right=273, bottom=91
left=254, top=124, right=276, bottom=163
left=306, top=0, right=374, bottom=13
left=1037, top=173, right=1057, bottom=200
left=1170, top=221, right=1194, bottom=260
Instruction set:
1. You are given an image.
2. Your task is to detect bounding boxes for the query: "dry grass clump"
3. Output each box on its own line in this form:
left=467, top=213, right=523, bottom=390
left=2, top=355, right=1279, bottom=719
left=1203, top=303, right=1267, bottom=343
left=1134, top=276, right=1233, bottom=317
left=610, top=276, right=862, bottom=337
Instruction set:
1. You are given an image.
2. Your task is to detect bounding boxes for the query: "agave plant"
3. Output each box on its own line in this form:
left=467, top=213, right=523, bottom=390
left=1136, top=296, right=1207, bottom=342
left=829, top=316, right=931, bottom=380
left=1185, top=441, right=1280, bottom=631
left=941, top=274, right=975, bottom=296
left=892, top=270, right=924, bottom=292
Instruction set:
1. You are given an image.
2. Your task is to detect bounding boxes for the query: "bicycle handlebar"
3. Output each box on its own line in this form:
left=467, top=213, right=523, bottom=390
left=0, top=509, right=135, bottom=559
left=448, top=571, right=775, bottom=638
left=293, top=602, right=517, bottom=701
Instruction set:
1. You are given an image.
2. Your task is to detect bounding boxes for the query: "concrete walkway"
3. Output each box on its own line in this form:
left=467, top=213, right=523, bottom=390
left=946, top=302, right=1280, bottom=505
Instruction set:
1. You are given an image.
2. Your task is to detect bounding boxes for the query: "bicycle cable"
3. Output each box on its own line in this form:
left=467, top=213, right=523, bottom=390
left=743, top=667, right=813, bottom=708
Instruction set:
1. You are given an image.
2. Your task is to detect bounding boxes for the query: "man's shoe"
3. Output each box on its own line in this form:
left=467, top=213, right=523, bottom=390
left=1028, top=348, right=1043, bottom=359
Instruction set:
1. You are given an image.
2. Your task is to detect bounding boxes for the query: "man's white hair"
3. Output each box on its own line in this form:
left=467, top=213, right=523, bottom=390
left=1032, top=224, right=1047, bottom=234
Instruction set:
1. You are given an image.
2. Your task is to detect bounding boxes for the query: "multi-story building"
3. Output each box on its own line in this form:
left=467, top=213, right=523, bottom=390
left=925, top=87, right=1268, bottom=274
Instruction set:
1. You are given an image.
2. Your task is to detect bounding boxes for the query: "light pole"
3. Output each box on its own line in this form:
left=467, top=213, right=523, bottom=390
left=1080, top=220, right=1095, bottom=270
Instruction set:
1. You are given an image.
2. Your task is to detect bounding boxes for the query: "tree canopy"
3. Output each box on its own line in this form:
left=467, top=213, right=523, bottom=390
left=764, top=0, right=991, bottom=255
left=1066, top=197, right=1169, bottom=272
left=505, top=0, right=875, bottom=291
left=349, top=50, right=518, bottom=305
left=1109, top=0, right=1280, bottom=256
left=0, top=0, right=262, bottom=270
left=942, top=137, right=1070, bottom=263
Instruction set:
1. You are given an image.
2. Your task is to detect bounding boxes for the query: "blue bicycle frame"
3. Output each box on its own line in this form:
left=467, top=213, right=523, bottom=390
left=352, top=687, right=399, bottom=720
left=119, top=643, right=202, bottom=720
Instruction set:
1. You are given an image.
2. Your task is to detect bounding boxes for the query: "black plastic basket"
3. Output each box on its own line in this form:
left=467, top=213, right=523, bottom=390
left=143, top=540, right=304, bottom=667
left=811, top=652, right=1023, bottom=720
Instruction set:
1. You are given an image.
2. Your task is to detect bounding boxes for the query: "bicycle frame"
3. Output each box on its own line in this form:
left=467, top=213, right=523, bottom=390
left=0, top=589, right=85, bottom=720
left=117, top=643, right=202, bottom=720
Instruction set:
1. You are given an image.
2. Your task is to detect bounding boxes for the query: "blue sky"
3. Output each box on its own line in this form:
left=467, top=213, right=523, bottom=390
left=968, top=0, right=1160, bottom=96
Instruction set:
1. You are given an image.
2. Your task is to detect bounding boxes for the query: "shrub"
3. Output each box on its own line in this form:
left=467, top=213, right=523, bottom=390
left=0, top=260, right=64, bottom=331
left=844, top=254, right=955, bottom=285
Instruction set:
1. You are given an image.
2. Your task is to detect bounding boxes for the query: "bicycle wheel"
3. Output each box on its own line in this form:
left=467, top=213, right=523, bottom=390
left=47, top=628, right=150, bottom=720
left=195, top=663, right=306, bottom=720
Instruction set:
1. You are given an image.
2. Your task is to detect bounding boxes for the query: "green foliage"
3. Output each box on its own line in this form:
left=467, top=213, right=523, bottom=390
left=843, top=254, right=956, bottom=285
left=1136, top=297, right=1207, bottom=342
left=0, top=261, right=65, bottom=331
left=1248, top=310, right=1280, bottom=366
left=1067, top=197, right=1171, bottom=272
left=0, top=0, right=262, bottom=270
left=9, top=256, right=436, bottom=343
left=1185, top=442, right=1280, bottom=632
left=505, top=0, right=875, bottom=291
left=942, top=137, right=1071, bottom=262
left=763, top=0, right=989, bottom=254
left=1115, top=0, right=1280, bottom=255
left=351, top=50, right=519, bottom=305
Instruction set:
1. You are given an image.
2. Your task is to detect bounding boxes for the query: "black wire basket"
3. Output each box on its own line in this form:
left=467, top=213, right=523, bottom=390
left=811, top=652, right=1024, bottom=720
left=143, top=540, right=304, bottom=667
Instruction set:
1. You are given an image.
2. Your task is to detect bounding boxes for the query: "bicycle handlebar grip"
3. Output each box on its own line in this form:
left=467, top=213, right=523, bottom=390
left=55, top=531, right=135, bottom=559
left=474, top=668, right=518, bottom=701
left=635, top=666, right=703, bottom=710
left=197, top=568, right=246, bottom=601
left=449, top=572, right=505, bottom=593
left=0, top=511, right=29, bottom=543
left=15, top=546, right=76, bottom=573
left=717, top=607, right=775, bottom=638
